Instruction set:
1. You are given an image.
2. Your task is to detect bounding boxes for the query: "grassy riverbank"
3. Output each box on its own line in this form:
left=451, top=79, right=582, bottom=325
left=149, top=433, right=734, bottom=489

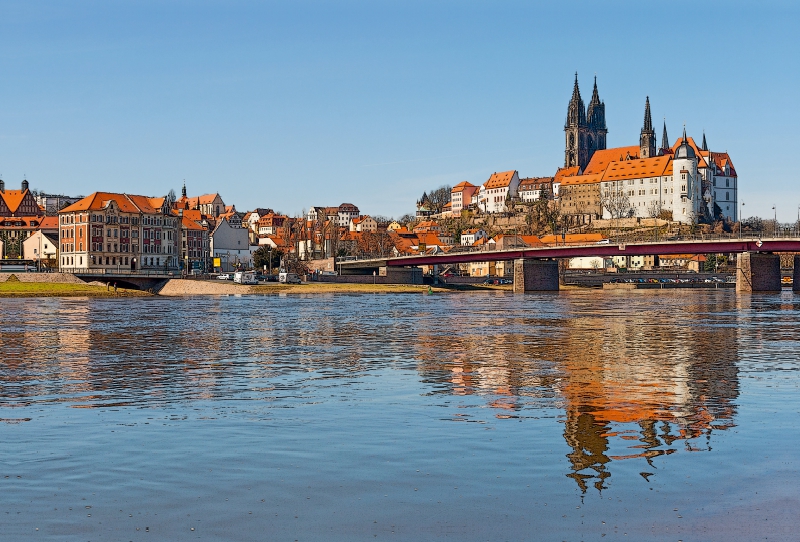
left=0, top=277, right=150, bottom=297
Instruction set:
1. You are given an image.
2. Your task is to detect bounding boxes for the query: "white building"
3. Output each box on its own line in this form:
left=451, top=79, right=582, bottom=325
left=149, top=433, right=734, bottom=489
left=210, top=217, right=255, bottom=271
left=23, top=231, right=58, bottom=263
left=337, top=203, right=360, bottom=227
left=476, top=170, right=520, bottom=213
left=460, top=228, right=488, bottom=246
left=518, top=177, right=553, bottom=203
left=598, top=130, right=705, bottom=225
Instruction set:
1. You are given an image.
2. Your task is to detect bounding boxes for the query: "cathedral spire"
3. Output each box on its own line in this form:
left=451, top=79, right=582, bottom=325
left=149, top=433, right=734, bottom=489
left=661, top=120, right=669, bottom=150
left=181, top=181, right=187, bottom=198
left=643, top=96, right=653, bottom=131
left=701, top=131, right=708, bottom=151
left=640, top=96, right=656, bottom=159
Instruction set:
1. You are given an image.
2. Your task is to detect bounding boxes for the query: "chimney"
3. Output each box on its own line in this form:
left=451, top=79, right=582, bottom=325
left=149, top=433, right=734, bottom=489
left=21, top=179, right=29, bottom=191
left=0, top=179, right=4, bottom=192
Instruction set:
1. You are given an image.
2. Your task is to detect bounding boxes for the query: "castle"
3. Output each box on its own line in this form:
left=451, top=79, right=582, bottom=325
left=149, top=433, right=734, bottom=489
left=556, top=75, right=739, bottom=225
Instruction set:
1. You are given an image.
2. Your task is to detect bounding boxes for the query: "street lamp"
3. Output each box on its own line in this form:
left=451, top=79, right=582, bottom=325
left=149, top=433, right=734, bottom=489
left=773, top=205, right=777, bottom=237
left=739, top=202, right=745, bottom=237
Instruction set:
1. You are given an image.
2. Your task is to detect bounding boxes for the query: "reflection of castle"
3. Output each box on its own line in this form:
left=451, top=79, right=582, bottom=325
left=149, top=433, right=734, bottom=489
left=413, top=295, right=740, bottom=493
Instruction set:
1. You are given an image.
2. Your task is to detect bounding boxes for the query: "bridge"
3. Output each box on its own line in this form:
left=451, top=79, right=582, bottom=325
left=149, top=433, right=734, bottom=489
left=338, top=236, right=800, bottom=293
left=69, top=269, right=176, bottom=292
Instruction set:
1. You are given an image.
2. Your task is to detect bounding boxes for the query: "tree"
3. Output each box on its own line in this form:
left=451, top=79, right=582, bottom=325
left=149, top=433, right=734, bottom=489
left=426, top=185, right=452, bottom=213
left=601, top=184, right=632, bottom=220
left=253, top=246, right=283, bottom=272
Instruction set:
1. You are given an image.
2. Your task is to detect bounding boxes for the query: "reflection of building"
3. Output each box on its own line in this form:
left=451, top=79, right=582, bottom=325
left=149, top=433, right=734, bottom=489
left=413, top=294, right=740, bottom=493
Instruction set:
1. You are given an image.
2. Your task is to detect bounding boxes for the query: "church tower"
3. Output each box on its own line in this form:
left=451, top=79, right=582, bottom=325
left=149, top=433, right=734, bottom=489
left=564, top=74, right=589, bottom=169
left=659, top=120, right=670, bottom=155
left=586, top=76, right=607, bottom=155
left=639, top=97, right=656, bottom=159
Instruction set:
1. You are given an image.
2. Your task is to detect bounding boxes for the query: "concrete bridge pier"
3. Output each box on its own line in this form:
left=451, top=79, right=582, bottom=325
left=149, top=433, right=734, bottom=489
left=736, top=252, right=781, bottom=293
left=794, top=255, right=800, bottom=293
left=513, top=258, right=559, bottom=293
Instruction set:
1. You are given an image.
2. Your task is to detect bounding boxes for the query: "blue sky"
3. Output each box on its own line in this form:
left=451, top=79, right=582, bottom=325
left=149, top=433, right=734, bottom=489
left=1, top=1, right=798, bottom=220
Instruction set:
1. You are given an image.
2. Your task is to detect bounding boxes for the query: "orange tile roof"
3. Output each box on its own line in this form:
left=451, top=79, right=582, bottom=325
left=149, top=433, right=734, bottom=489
left=484, top=170, right=517, bottom=189
left=583, top=146, right=640, bottom=175
left=38, top=216, right=59, bottom=230
left=539, top=233, right=607, bottom=245
left=451, top=181, right=477, bottom=192
left=181, top=215, right=205, bottom=230
left=554, top=166, right=581, bottom=183
left=416, top=232, right=446, bottom=246
left=709, top=152, right=737, bottom=177
left=560, top=173, right=603, bottom=186
left=600, top=156, right=672, bottom=182
left=197, top=193, right=221, bottom=204
left=60, top=192, right=141, bottom=214
left=0, top=189, right=31, bottom=214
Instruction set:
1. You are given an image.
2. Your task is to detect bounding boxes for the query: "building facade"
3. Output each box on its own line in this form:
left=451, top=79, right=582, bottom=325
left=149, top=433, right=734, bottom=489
left=58, top=192, right=180, bottom=272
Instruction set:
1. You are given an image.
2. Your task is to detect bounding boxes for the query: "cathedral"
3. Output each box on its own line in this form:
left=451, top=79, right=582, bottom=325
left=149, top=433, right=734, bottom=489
left=564, top=74, right=607, bottom=170
left=557, top=75, right=739, bottom=225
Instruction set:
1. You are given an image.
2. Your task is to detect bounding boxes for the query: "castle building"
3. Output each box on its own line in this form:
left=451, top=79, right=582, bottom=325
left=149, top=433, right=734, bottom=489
left=558, top=80, right=738, bottom=225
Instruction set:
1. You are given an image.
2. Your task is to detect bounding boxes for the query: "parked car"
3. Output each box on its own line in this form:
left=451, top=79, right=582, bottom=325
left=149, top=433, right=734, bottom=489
left=217, top=274, right=232, bottom=280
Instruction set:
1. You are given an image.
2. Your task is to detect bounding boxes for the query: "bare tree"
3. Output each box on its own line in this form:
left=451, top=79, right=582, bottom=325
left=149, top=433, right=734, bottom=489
left=422, top=185, right=452, bottom=213
left=601, top=184, right=632, bottom=220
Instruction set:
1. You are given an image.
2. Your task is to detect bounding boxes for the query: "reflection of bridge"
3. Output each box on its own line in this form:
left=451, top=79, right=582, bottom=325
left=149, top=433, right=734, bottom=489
left=339, top=237, right=800, bottom=292
left=70, top=269, right=175, bottom=291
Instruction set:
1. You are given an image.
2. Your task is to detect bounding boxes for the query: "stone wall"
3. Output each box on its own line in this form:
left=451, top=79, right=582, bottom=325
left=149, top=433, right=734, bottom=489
left=794, top=255, right=800, bottom=293
left=736, top=252, right=781, bottom=293
left=513, top=259, right=559, bottom=292
left=313, top=267, right=422, bottom=285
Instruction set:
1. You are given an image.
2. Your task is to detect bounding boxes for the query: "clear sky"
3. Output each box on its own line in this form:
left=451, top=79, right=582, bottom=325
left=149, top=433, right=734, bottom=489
left=1, top=1, right=798, bottom=221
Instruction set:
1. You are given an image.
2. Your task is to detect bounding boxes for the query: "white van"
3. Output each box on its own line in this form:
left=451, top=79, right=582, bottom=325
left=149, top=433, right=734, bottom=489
left=234, top=272, right=258, bottom=285
left=279, top=272, right=301, bottom=284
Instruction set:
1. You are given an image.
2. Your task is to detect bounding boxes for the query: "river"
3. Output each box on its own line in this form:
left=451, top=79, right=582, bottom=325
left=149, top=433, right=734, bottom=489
left=1, top=290, right=799, bottom=540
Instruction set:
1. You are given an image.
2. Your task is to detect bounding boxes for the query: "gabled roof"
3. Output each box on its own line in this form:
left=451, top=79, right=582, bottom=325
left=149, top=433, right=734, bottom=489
left=451, top=181, right=477, bottom=192
left=554, top=166, right=581, bottom=183
left=197, top=193, right=222, bottom=205
left=583, top=146, right=641, bottom=175
left=181, top=215, right=205, bottom=230
left=0, top=189, right=32, bottom=214
left=709, top=152, right=737, bottom=177
left=518, top=177, right=554, bottom=190
left=484, top=170, right=517, bottom=189
left=60, top=192, right=142, bottom=214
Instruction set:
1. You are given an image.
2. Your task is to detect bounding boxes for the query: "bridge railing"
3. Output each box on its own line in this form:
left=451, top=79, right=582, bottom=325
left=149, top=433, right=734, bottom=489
left=59, top=268, right=178, bottom=277
left=336, top=229, right=800, bottom=263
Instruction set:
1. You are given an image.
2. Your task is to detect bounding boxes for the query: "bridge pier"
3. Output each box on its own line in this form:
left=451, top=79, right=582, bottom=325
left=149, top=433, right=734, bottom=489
left=736, top=252, right=781, bottom=293
left=794, top=255, right=800, bottom=293
left=513, top=259, right=559, bottom=293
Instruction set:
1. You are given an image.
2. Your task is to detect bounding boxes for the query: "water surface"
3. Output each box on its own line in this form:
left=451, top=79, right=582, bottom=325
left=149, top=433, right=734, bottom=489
left=1, top=290, right=799, bottom=540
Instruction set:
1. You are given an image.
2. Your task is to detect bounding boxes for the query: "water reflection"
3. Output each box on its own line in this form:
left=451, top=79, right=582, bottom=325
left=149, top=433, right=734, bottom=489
left=0, top=291, right=779, bottom=493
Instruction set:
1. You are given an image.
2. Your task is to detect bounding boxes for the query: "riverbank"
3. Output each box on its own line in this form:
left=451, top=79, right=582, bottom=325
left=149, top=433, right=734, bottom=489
left=157, top=279, right=498, bottom=296
left=0, top=275, right=149, bottom=297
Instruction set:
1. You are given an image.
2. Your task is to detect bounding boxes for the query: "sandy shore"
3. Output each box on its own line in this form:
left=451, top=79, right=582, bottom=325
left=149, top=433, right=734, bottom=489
left=157, top=279, right=506, bottom=296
